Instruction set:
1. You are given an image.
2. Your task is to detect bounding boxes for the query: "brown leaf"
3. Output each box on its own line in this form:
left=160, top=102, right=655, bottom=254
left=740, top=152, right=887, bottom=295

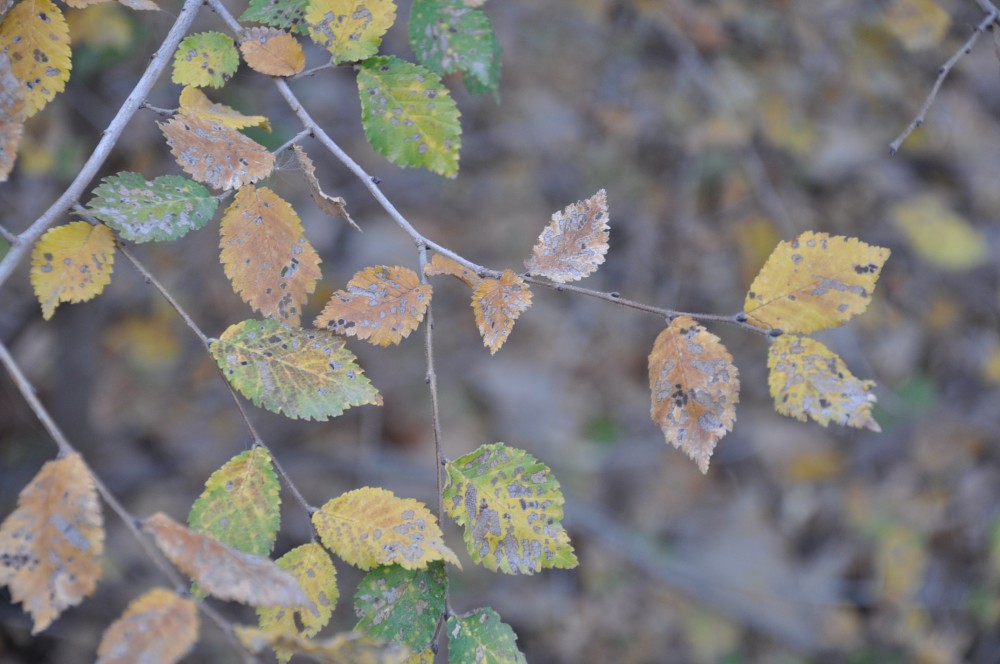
left=525, top=189, right=610, bottom=283
left=472, top=269, right=532, bottom=354
left=292, top=144, right=360, bottom=231
left=160, top=113, right=274, bottom=190
left=236, top=626, right=410, bottom=663
left=240, top=26, right=305, bottom=77
left=96, top=588, right=198, bottom=664
left=423, top=253, right=481, bottom=287
left=0, top=52, right=25, bottom=181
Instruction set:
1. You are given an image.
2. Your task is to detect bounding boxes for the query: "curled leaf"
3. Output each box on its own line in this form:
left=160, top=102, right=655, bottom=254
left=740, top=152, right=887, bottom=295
left=179, top=86, right=271, bottom=132
left=292, top=144, right=360, bottom=230
left=424, top=253, right=481, bottom=287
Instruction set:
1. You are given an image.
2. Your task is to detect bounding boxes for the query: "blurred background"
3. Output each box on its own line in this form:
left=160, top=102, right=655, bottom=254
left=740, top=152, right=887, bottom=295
left=3, top=0, right=1000, bottom=661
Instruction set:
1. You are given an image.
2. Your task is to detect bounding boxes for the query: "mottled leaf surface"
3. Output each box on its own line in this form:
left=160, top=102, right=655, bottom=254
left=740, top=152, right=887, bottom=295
left=354, top=563, right=446, bottom=651
left=0, top=52, right=25, bottom=181
left=0, top=0, right=71, bottom=117
left=171, top=31, right=239, bottom=88
left=472, top=269, right=531, bottom=354
left=96, top=588, right=198, bottom=664
left=179, top=86, right=271, bottom=132
left=525, top=189, right=610, bottom=283
left=30, top=221, right=115, bottom=320
left=87, top=172, right=217, bottom=242
left=241, top=0, right=308, bottom=35
left=305, top=0, right=396, bottom=63
left=447, top=608, right=526, bottom=664
left=293, top=144, right=360, bottom=230
left=160, top=113, right=274, bottom=190
left=237, top=627, right=410, bottom=663
left=408, top=0, right=500, bottom=93
left=240, top=26, right=305, bottom=76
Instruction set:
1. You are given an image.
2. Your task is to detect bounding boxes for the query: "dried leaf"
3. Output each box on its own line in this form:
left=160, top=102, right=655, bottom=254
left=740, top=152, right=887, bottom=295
left=237, top=627, right=410, bottom=663
left=648, top=316, right=740, bottom=474
left=144, top=512, right=307, bottom=607
left=160, top=113, right=275, bottom=190
left=312, top=487, right=460, bottom=570
left=171, top=31, right=239, bottom=88
left=314, top=265, right=432, bottom=346
left=0, top=0, right=71, bottom=117
left=96, top=588, right=198, bottom=664
left=447, top=608, right=526, bottom=664
left=767, top=335, right=880, bottom=431
left=525, top=189, right=610, bottom=283
left=240, top=0, right=309, bottom=36
left=178, top=86, right=271, bottom=133
left=354, top=563, right=446, bottom=652
left=30, top=221, right=115, bottom=320
left=408, top=0, right=501, bottom=93
left=0, top=52, right=25, bottom=181
left=305, top=0, right=396, bottom=63
left=0, top=453, right=104, bottom=633
left=292, top=144, right=360, bottom=230
left=240, top=26, right=305, bottom=77
left=744, top=231, right=890, bottom=334
left=889, top=195, right=989, bottom=270
left=220, top=186, right=321, bottom=326
left=472, top=269, right=531, bottom=354
left=424, top=253, right=481, bottom=287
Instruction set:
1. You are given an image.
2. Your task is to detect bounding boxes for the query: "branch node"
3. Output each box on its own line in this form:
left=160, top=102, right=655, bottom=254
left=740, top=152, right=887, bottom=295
left=768, top=328, right=784, bottom=338
left=610, top=291, right=620, bottom=298
left=371, top=175, right=381, bottom=185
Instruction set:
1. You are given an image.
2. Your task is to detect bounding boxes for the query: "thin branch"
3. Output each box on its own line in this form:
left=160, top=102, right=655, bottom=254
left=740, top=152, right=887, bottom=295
left=417, top=243, right=446, bottom=522
left=273, top=127, right=313, bottom=157
left=0, top=224, right=16, bottom=244
left=291, top=62, right=341, bottom=81
left=140, top=102, right=176, bottom=117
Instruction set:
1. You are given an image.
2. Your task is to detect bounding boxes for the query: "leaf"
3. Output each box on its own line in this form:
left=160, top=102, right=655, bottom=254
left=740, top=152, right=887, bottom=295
left=96, top=588, right=198, bottom=664
left=312, top=487, right=460, bottom=570
left=188, top=446, right=280, bottom=557
left=882, top=0, right=950, bottom=51
left=144, top=512, right=308, bottom=607
left=447, top=608, right=526, bottom=664
left=239, top=26, right=305, bottom=77
left=240, top=0, right=309, bottom=36
left=160, top=113, right=275, bottom=190
left=462, top=30, right=500, bottom=97
left=237, top=627, right=410, bottom=663
left=305, top=0, right=396, bottom=64
left=407, top=650, right=435, bottom=664
left=524, top=189, right=610, bottom=283
left=117, top=0, right=159, bottom=10
left=258, top=543, right=339, bottom=664
left=0, top=51, right=25, bottom=181
left=354, top=563, right=446, bottom=651
left=443, top=443, right=576, bottom=574
left=0, top=453, right=104, bottom=634
left=219, top=186, right=322, bottom=326
left=767, top=335, right=880, bottom=431
left=314, top=265, right=432, bottom=346
left=408, top=0, right=501, bottom=93
left=744, top=231, right=890, bottom=334
left=357, top=56, right=462, bottom=177
left=889, top=195, right=989, bottom=270
left=211, top=318, right=382, bottom=420
left=0, top=0, right=71, bottom=117
left=472, top=269, right=531, bottom=354
left=86, top=172, right=218, bottom=243
left=424, top=253, right=481, bottom=287
left=292, top=144, right=360, bottom=230
left=171, top=31, right=239, bottom=88
left=178, top=86, right=271, bottom=133
left=30, top=221, right=115, bottom=320
left=648, top=316, right=739, bottom=474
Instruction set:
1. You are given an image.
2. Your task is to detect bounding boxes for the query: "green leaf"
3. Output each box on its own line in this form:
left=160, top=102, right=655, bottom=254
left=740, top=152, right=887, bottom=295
left=462, top=32, right=501, bottom=98
left=408, top=0, right=501, bottom=95
left=443, top=442, right=577, bottom=574
left=211, top=319, right=382, bottom=420
left=305, top=0, right=396, bottom=64
left=240, top=0, right=309, bottom=35
left=172, top=32, right=239, bottom=88
left=188, top=447, right=280, bottom=557
left=447, top=608, right=526, bottom=664
left=354, top=563, right=446, bottom=652
left=357, top=56, right=461, bottom=177
left=86, top=172, right=217, bottom=242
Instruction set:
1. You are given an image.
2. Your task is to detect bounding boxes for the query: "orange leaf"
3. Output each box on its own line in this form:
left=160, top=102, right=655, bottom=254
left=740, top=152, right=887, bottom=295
left=525, top=189, right=610, bottom=283
left=220, top=186, right=322, bottom=326
left=96, top=588, right=198, bottom=664
left=160, top=113, right=274, bottom=190
left=240, top=26, right=305, bottom=77
left=648, top=316, right=739, bottom=473
left=472, top=269, right=531, bottom=354
left=0, top=52, right=25, bottom=181
left=144, top=512, right=308, bottom=607
left=0, top=453, right=104, bottom=633
left=292, top=144, right=360, bottom=230
left=314, top=265, right=431, bottom=346
left=423, top=253, right=481, bottom=287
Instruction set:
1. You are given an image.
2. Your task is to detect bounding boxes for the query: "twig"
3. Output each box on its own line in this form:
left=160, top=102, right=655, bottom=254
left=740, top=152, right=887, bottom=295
left=0, top=224, right=16, bottom=244
left=291, top=62, right=341, bottom=81
left=889, top=9, right=999, bottom=155
left=417, top=243, right=446, bottom=522
left=139, top=102, right=176, bottom=117
left=273, top=128, right=313, bottom=157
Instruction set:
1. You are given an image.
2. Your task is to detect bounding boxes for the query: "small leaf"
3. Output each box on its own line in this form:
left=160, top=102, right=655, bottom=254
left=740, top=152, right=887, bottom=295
left=292, top=144, right=360, bottom=230
left=258, top=543, right=339, bottom=664
left=240, top=0, right=309, bottom=35
left=0, top=52, right=25, bottom=181
left=525, top=189, right=610, bottom=283
left=239, top=26, right=305, bottom=77
left=312, top=487, right=460, bottom=570
left=178, top=86, right=272, bottom=133
left=767, top=335, right=880, bottom=431
left=0, top=453, right=104, bottom=634
left=447, top=608, right=526, bottom=664
left=305, top=0, right=396, bottom=64
left=188, top=446, right=280, bottom=557
left=424, top=253, right=481, bottom=287
left=354, top=563, right=446, bottom=651
left=171, top=31, right=239, bottom=88
left=882, top=0, right=951, bottom=51
left=408, top=0, right=501, bottom=93
left=0, top=0, right=71, bottom=117
left=472, top=269, right=531, bottom=354
left=30, top=221, right=115, bottom=320
left=358, top=56, right=462, bottom=177
left=144, top=512, right=307, bottom=607
left=220, top=185, right=322, bottom=326
left=236, top=627, right=410, bottom=663
left=96, top=588, right=198, bottom=664
left=86, top=172, right=218, bottom=242
left=648, top=316, right=739, bottom=474
left=744, top=231, right=890, bottom=334
left=160, top=113, right=275, bottom=191
left=889, top=195, right=989, bottom=270
left=443, top=443, right=576, bottom=574
left=211, top=318, right=382, bottom=420
left=314, top=265, right=432, bottom=346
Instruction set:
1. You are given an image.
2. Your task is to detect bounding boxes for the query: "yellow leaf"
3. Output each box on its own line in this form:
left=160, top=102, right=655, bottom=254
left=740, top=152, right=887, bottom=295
left=889, top=194, right=989, bottom=270
left=30, top=221, right=115, bottom=320
left=305, top=0, right=396, bottom=64
left=236, top=626, right=410, bottom=663
left=178, top=86, right=271, bottom=133
left=220, top=186, right=322, bottom=326
left=0, top=453, right=104, bottom=633
left=68, top=4, right=132, bottom=50
left=0, top=51, right=25, bottom=181
left=883, top=0, right=951, bottom=51
left=648, top=316, right=740, bottom=474
left=96, top=588, right=198, bottom=664
left=767, top=335, right=880, bottom=431
left=424, top=253, right=481, bottom=287
left=472, top=269, right=531, bottom=354
left=312, top=487, right=460, bottom=570
left=744, top=231, right=890, bottom=333
left=240, top=26, right=305, bottom=77
left=314, top=265, right=431, bottom=346
left=525, top=189, right=610, bottom=283
left=160, top=113, right=275, bottom=190
left=0, top=0, right=72, bottom=117
left=292, top=144, right=360, bottom=230
left=983, top=343, right=1000, bottom=385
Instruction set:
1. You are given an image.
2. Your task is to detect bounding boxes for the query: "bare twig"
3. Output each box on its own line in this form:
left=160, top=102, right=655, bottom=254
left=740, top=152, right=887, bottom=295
left=0, top=224, right=16, bottom=244
left=291, top=62, right=341, bottom=81
left=417, top=243, right=447, bottom=521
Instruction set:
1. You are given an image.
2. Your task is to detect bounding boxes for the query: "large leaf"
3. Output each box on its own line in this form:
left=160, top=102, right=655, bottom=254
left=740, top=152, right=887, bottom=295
left=354, top=563, right=446, bottom=652
left=211, top=318, right=381, bottom=420
left=237, top=627, right=410, bottom=663
left=0, top=453, right=104, bottom=633
left=160, top=113, right=275, bottom=190
left=408, top=0, right=500, bottom=93
left=443, top=443, right=576, bottom=574
left=0, top=0, right=71, bottom=117
left=239, top=26, right=305, bottom=77
left=171, top=31, right=239, bottom=88
left=86, top=172, right=217, bottom=242
left=357, top=56, right=461, bottom=177
left=240, top=0, right=308, bottom=35
left=447, top=608, right=526, bottom=664
left=96, top=588, right=198, bottom=664
left=178, top=86, right=271, bottom=132
left=472, top=269, right=531, bottom=354
left=312, top=487, right=460, bottom=570
left=30, top=221, right=115, bottom=320
left=524, top=189, right=610, bottom=283
left=305, top=0, right=396, bottom=64
left=648, top=316, right=739, bottom=474
left=0, top=51, right=25, bottom=181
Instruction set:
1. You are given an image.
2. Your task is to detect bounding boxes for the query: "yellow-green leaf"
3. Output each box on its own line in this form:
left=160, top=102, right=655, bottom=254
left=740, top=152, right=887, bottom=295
left=312, top=487, right=460, bottom=570
left=447, top=608, right=526, bottom=664
left=354, top=563, right=446, bottom=652
left=30, top=221, right=115, bottom=320
left=178, top=86, right=271, bottom=132
left=889, top=194, right=989, bottom=270
left=96, top=588, right=198, bottom=664
left=472, top=269, right=531, bottom=354
left=171, top=31, right=239, bottom=88
left=0, top=0, right=71, bottom=117
left=305, top=0, right=396, bottom=64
